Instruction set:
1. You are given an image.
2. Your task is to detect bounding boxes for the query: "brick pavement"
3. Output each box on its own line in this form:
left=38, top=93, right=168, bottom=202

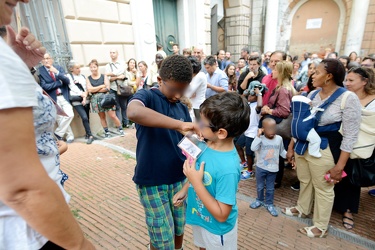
left=61, top=129, right=374, bottom=249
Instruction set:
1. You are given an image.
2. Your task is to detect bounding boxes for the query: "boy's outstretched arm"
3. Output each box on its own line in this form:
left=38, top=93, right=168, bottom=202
left=173, top=182, right=189, bottom=207
left=183, top=159, right=232, bottom=223
left=127, top=100, right=196, bottom=135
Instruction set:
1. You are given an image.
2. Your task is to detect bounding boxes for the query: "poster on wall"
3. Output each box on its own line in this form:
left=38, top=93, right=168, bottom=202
left=306, top=18, right=322, bottom=29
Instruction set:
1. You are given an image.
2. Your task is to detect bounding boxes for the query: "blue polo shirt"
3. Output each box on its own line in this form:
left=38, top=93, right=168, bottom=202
left=205, top=68, right=228, bottom=98
left=130, top=88, right=192, bottom=186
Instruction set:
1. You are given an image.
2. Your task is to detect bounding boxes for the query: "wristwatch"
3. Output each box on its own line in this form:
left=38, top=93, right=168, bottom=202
left=30, top=67, right=37, bottom=75
left=256, top=93, right=262, bottom=96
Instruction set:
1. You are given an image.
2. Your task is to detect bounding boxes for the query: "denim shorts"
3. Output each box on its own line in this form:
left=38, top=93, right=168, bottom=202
left=136, top=180, right=186, bottom=249
left=235, top=134, right=255, bottom=156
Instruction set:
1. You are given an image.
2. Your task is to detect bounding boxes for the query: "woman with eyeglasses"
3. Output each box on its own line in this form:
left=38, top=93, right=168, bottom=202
left=333, top=66, right=375, bottom=230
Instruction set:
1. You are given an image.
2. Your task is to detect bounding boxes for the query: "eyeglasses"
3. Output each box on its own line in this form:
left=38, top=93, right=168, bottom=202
left=197, top=121, right=216, bottom=130
left=360, top=64, right=373, bottom=67
left=162, top=81, right=186, bottom=95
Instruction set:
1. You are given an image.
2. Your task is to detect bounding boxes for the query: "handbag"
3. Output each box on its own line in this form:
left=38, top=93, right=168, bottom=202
left=69, top=95, right=83, bottom=102
left=68, top=73, right=85, bottom=103
left=99, top=93, right=117, bottom=108
left=275, top=113, right=292, bottom=140
left=117, top=84, right=134, bottom=97
left=348, top=149, right=375, bottom=187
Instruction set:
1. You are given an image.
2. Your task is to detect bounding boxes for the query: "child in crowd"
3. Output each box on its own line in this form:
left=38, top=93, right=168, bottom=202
left=127, top=55, right=195, bottom=250
left=250, top=118, right=287, bottom=217
left=174, top=92, right=250, bottom=249
left=236, top=81, right=266, bottom=179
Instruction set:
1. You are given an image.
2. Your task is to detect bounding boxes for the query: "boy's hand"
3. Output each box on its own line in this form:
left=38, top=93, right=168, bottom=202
left=254, top=87, right=260, bottom=95
left=173, top=190, right=187, bottom=207
left=183, top=157, right=205, bottom=187
left=257, top=128, right=264, bottom=137
left=177, top=122, right=198, bottom=136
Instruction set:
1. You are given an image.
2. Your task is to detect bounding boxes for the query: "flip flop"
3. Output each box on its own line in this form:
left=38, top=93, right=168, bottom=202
left=342, top=216, right=355, bottom=230
left=298, top=226, right=328, bottom=238
left=281, top=207, right=307, bottom=218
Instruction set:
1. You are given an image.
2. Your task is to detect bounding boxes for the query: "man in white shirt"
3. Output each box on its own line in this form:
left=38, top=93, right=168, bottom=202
left=105, top=49, right=127, bottom=127
left=204, top=56, right=228, bottom=98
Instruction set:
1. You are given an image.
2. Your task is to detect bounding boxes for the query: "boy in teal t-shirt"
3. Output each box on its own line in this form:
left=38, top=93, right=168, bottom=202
left=174, top=92, right=250, bottom=249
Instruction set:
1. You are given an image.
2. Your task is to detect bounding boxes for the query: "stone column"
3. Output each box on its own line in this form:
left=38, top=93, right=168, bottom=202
left=264, top=0, right=279, bottom=53
left=344, top=0, right=370, bottom=55
left=130, top=0, right=156, bottom=66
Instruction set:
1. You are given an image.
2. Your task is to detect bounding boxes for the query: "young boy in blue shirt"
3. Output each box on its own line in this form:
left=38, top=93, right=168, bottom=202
left=173, top=92, right=250, bottom=249
left=127, top=55, right=196, bottom=250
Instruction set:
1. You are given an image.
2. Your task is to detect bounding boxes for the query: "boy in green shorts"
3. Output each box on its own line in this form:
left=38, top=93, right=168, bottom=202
left=127, top=55, right=195, bottom=250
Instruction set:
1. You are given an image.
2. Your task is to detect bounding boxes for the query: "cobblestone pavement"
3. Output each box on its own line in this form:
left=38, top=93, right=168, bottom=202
left=61, top=129, right=374, bottom=249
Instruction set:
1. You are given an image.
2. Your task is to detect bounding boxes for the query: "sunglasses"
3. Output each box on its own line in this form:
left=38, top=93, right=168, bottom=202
left=348, top=67, right=368, bottom=79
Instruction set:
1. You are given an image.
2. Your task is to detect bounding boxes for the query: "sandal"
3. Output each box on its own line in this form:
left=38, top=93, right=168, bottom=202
left=298, top=226, right=328, bottom=238
left=342, top=214, right=355, bottom=230
left=281, top=207, right=307, bottom=218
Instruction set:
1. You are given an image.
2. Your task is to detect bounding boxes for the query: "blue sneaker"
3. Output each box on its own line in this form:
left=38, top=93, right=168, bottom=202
left=241, top=171, right=253, bottom=180
left=240, top=162, right=248, bottom=172
left=369, top=189, right=375, bottom=197
left=266, top=204, right=278, bottom=217
left=250, top=200, right=263, bottom=209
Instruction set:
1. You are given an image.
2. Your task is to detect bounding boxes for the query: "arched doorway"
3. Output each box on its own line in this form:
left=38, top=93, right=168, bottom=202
left=289, top=0, right=340, bottom=57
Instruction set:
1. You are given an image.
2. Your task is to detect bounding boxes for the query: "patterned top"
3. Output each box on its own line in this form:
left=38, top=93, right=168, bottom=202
left=0, top=37, right=70, bottom=249
left=308, top=90, right=361, bottom=152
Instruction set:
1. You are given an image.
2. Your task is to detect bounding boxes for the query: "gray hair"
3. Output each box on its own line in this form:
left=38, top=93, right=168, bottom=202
left=68, top=60, right=79, bottom=72
left=308, top=59, right=322, bottom=68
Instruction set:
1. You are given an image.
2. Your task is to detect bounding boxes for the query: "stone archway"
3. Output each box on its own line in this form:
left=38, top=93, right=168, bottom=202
left=286, top=0, right=346, bottom=57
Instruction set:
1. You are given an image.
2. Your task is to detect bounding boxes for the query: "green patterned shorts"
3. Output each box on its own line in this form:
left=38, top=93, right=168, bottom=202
left=136, top=180, right=186, bottom=250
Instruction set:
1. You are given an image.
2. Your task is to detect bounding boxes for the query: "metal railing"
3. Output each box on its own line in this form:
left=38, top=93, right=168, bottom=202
left=17, top=0, right=72, bottom=71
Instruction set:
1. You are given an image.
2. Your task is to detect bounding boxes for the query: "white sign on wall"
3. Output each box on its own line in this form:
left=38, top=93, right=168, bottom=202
left=306, top=18, right=322, bottom=29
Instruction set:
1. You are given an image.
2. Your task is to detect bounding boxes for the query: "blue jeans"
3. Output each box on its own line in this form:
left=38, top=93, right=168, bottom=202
left=256, top=167, right=277, bottom=205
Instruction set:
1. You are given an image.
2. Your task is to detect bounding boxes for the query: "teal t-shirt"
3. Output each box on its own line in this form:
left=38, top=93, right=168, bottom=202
left=186, top=147, right=240, bottom=235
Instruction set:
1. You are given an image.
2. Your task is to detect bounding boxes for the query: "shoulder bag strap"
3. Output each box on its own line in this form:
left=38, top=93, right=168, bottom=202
left=315, top=87, right=346, bottom=122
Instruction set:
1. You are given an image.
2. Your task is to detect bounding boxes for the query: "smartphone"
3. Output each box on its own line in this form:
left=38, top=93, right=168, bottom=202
left=324, top=171, right=347, bottom=181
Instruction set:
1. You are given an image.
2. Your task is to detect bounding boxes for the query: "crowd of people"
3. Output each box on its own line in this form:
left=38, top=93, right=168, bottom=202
left=1, top=1, right=375, bottom=249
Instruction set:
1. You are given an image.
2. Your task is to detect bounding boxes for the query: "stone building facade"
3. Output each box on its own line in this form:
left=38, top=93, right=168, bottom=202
left=14, top=0, right=211, bottom=137
left=220, top=0, right=375, bottom=61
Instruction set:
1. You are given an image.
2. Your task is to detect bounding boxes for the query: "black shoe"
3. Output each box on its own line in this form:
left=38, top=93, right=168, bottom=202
left=54, top=133, right=63, bottom=141
left=274, top=182, right=281, bottom=189
left=104, top=131, right=110, bottom=138
left=86, top=136, right=94, bottom=144
left=85, top=134, right=89, bottom=139
left=291, top=182, right=300, bottom=191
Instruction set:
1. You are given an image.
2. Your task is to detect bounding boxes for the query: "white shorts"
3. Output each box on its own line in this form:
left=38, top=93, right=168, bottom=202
left=192, top=221, right=238, bottom=250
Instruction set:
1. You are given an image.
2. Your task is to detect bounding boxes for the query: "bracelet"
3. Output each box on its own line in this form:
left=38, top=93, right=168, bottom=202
left=256, top=93, right=262, bottom=96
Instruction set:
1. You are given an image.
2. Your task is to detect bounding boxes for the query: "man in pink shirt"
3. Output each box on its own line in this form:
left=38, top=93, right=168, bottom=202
left=262, top=51, right=287, bottom=104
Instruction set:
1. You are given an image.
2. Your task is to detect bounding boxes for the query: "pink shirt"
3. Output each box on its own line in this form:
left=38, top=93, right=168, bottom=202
left=262, top=74, right=278, bottom=105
